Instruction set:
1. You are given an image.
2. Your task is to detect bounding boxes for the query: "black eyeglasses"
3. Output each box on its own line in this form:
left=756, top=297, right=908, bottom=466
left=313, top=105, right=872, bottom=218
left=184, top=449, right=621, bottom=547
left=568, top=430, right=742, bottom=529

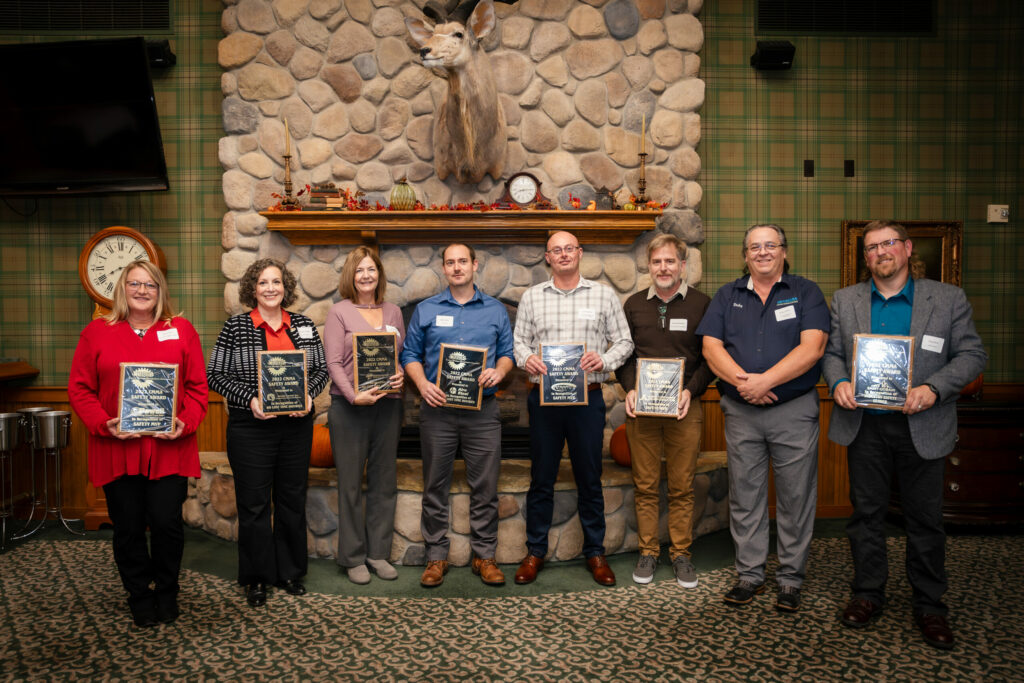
left=658, top=304, right=667, bottom=330
left=863, top=237, right=906, bottom=255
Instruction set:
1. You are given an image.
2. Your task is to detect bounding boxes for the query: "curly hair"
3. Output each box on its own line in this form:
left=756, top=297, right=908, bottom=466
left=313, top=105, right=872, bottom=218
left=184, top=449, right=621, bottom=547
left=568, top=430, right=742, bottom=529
left=238, top=258, right=298, bottom=309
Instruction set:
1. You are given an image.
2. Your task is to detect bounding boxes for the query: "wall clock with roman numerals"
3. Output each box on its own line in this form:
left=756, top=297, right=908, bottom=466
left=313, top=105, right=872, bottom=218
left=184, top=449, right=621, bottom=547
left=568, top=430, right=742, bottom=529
left=78, top=226, right=166, bottom=314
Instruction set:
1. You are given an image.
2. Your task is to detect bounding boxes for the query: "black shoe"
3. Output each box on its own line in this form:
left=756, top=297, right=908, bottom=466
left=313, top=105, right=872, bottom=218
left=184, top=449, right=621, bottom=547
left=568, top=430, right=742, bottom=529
left=155, top=595, right=180, bottom=624
left=275, top=579, right=306, bottom=596
left=776, top=585, right=801, bottom=613
left=915, top=612, right=955, bottom=650
left=129, top=601, right=159, bottom=628
left=841, top=598, right=883, bottom=628
left=723, top=580, right=766, bottom=606
left=246, top=583, right=267, bottom=607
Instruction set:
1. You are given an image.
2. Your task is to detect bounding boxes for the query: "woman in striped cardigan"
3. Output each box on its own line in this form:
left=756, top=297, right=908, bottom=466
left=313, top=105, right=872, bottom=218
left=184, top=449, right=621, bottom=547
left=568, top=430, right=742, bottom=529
left=207, top=258, right=328, bottom=607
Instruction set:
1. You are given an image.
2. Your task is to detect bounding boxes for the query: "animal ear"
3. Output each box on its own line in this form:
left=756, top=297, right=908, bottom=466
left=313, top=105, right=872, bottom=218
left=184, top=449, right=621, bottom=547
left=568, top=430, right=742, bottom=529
left=467, top=0, right=496, bottom=41
left=405, top=17, right=434, bottom=47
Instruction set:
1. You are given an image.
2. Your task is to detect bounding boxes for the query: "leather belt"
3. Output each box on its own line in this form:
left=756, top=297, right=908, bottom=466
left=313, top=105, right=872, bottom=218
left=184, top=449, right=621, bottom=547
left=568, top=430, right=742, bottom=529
left=528, top=382, right=602, bottom=392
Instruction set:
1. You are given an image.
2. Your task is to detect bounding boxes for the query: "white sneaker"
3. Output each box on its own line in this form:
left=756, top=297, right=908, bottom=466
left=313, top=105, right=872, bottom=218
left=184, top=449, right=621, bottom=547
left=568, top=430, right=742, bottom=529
left=632, top=554, right=657, bottom=584
left=346, top=564, right=371, bottom=584
left=673, top=556, right=698, bottom=588
left=366, top=558, right=398, bottom=580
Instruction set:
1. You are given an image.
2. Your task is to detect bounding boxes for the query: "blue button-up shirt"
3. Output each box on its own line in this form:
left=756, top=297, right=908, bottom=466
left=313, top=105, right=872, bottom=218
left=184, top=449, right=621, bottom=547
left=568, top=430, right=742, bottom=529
left=696, top=273, right=830, bottom=404
left=870, top=276, right=914, bottom=336
left=400, top=286, right=514, bottom=397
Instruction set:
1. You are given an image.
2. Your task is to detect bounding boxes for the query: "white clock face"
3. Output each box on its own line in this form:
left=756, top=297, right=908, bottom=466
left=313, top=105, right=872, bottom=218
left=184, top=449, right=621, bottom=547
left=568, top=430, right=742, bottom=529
left=509, top=175, right=538, bottom=204
left=86, top=235, right=150, bottom=301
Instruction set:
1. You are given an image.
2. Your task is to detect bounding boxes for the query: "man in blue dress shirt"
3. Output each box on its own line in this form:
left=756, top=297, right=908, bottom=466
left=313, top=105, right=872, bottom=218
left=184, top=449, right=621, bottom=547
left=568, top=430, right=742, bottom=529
left=401, top=243, right=515, bottom=588
left=696, top=224, right=829, bottom=613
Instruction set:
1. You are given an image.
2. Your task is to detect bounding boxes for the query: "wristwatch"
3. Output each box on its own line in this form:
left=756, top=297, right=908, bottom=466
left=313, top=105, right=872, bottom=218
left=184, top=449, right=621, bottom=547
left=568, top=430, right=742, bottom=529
left=923, top=383, right=940, bottom=399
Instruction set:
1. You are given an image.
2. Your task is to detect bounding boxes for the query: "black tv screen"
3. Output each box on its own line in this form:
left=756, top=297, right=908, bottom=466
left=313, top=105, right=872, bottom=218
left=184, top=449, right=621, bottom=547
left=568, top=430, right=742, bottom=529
left=0, top=37, right=169, bottom=196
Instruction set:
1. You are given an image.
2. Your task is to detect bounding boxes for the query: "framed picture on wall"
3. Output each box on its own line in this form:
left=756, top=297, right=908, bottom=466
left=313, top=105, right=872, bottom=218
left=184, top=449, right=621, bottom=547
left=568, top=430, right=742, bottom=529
left=841, top=220, right=963, bottom=287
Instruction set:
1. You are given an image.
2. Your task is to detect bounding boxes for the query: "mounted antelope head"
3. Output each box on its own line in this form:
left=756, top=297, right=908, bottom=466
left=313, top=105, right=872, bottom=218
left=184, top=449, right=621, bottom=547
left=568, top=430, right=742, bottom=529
left=405, top=0, right=507, bottom=185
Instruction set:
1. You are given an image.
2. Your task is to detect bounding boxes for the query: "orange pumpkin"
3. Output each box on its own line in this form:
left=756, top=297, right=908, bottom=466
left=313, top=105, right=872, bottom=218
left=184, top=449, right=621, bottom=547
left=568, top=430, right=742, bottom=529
left=309, top=424, right=334, bottom=468
left=610, top=424, right=631, bottom=467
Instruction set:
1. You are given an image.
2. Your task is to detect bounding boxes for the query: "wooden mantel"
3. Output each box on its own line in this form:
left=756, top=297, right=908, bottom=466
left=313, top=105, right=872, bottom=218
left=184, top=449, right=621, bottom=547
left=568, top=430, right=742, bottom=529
left=260, top=209, right=661, bottom=246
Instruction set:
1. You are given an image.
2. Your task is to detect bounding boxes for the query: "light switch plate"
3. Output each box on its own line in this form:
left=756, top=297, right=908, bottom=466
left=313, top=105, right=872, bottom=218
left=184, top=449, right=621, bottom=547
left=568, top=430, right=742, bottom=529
left=987, top=204, right=1009, bottom=223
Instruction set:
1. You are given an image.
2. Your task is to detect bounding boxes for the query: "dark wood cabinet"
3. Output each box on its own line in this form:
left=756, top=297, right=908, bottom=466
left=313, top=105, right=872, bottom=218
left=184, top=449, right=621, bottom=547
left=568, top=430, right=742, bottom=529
left=942, top=402, right=1024, bottom=524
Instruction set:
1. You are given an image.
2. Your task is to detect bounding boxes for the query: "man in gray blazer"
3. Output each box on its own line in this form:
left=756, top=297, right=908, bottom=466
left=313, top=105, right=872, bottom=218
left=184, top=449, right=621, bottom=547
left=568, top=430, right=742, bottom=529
left=823, top=220, right=986, bottom=651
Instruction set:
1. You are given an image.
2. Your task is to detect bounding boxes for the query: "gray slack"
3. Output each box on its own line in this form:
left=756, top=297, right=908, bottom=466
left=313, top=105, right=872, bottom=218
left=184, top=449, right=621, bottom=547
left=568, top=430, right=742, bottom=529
left=720, top=389, right=819, bottom=588
left=328, top=395, right=401, bottom=568
left=419, top=396, right=501, bottom=561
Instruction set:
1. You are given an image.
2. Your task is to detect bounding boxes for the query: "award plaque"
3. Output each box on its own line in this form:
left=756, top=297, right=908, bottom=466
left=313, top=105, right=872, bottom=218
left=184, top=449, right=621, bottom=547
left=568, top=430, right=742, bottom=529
left=258, top=350, right=308, bottom=415
left=852, top=334, right=914, bottom=410
left=539, top=342, right=588, bottom=406
left=118, top=362, right=178, bottom=434
left=353, top=332, right=399, bottom=394
left=436, top=343, right=488, bottom=410
left=634, top=358, right=685, bottom=418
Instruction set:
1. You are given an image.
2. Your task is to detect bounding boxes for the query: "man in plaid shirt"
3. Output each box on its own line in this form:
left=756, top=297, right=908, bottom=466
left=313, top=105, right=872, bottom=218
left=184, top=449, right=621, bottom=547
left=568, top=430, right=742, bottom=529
left=512, top=231, right=633, bottom=586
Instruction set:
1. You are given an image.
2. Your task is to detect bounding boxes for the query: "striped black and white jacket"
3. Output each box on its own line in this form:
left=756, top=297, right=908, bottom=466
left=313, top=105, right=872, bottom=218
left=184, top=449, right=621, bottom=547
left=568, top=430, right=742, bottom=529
left=207, top=311, right=328, bottom=411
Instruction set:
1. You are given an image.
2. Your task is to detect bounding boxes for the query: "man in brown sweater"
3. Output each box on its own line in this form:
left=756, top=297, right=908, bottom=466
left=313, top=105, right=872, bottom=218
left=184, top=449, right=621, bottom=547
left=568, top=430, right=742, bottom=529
left=619, top=234, right=714, bottom=587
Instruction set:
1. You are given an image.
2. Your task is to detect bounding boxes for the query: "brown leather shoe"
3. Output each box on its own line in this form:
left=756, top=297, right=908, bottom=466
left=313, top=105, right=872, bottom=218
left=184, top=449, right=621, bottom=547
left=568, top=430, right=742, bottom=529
left=841, top=598, right=883, bottom=628
left=915, top=612, right=955, bottom=650
left=471, top=557, right=506, bottom=586
left=420, top=560, right=449, bottom=587
left=586, top=555, right=616, bottom=586
left=514, top=555, right=544, bottom=585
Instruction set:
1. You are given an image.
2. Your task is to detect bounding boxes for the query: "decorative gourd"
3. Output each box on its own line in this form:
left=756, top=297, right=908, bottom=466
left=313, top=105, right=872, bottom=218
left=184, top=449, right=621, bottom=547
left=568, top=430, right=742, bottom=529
left=622, top=201, right=636, bottom=211
left=309, top=424, right=334, bottom=468
left=389, top=177, right=417, bottom=210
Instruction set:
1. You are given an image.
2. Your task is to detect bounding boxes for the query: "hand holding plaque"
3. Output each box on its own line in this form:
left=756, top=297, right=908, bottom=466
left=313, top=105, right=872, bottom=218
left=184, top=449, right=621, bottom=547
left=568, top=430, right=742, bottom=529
left=539, top=342, right=587, bottom=406
left=353, top=332, right=399, bottom=394
left=118, top=362, right=178, bottom=434
left=436, top=344, right=487, bottom=410
left=852, top=334, right=914, bottom=409
left=634, top=358, right=684, bottom=418
left=258, top=350, right=308, bottom=415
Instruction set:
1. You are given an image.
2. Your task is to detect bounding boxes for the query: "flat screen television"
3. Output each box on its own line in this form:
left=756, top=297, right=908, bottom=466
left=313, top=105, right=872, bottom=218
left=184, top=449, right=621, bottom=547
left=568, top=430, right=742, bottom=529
left=0, top=37, right=169, bottom=196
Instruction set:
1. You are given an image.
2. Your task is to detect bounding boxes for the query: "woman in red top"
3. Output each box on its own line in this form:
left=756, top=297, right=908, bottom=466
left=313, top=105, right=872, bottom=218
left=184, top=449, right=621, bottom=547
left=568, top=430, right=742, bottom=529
left=68, top=261, right=208, bottom=628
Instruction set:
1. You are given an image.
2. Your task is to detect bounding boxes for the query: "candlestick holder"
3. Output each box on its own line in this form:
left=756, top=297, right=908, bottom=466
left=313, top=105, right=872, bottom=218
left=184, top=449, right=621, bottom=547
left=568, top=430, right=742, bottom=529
left=278, top=153, right=301, bottom=210
left=636, top=151, right=649, bottom=204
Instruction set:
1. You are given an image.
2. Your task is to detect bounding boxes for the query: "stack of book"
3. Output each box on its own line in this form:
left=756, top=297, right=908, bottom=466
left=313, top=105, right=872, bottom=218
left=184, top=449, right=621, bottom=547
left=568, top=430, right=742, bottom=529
left=308, top=183, right=345, bottom=210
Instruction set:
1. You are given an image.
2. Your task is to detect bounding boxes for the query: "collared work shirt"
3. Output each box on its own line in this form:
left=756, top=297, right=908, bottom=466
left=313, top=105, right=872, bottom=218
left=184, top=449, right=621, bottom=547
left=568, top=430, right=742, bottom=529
left=513, top=277, right=633, bottom=384
left=250, top=308, right=296, bottom=351
left=871, top=277, right=914, bottom=336
left=696, top=273, right=829, bottom=404
left=400, top=286, right=514, bottom=397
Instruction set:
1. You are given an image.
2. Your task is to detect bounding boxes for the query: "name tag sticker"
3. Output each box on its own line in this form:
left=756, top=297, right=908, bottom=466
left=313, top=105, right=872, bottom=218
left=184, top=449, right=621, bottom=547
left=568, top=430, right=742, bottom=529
left=156, top=328, right=179, bottom=341
left=436, top=315, right=454, bottom=327
left=669, top=318, right=687, bottom=332
left=921, top=335, right=945, bottom=353
left=774, top=305, right=796, bottom=322
left=578, top=308, right=597, bottom=321
left=297, top=326, right=315, bottom=339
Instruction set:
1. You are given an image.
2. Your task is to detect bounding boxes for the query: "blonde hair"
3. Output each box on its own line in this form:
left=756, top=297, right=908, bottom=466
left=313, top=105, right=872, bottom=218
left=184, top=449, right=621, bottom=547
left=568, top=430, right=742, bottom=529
left=338, top=247, right=387, bottom=303
left=647, top=233, right=687, bottom=262
left=103, top=261, right=176, bottom=324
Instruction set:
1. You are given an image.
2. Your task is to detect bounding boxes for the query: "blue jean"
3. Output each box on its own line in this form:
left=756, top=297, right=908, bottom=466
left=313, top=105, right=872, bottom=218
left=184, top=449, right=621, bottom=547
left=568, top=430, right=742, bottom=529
left=525, top=387, right=606, bottom=558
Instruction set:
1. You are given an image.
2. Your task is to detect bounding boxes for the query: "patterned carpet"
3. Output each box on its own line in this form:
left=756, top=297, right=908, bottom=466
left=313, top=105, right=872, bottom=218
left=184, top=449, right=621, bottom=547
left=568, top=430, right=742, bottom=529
left=1, top=536, right=1022, bottom=681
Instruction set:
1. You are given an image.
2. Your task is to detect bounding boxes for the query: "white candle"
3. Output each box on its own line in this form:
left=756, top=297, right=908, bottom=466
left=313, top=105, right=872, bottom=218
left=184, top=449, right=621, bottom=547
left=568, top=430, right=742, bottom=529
left=641, top=114, right=646, bottom=155
left=284, top=118, right=291, bottom=157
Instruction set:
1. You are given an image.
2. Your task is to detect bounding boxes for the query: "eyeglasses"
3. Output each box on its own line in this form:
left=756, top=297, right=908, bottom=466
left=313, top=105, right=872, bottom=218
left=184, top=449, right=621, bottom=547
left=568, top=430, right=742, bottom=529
left=746, top=242, right=784, bottom=253
left=658, top=303, right=668, bottom=330
left=126, top=281, right=159, bottom=292
left=546, top=245, right=579, bottom=257
left=863, top=238, right=906, bottom=255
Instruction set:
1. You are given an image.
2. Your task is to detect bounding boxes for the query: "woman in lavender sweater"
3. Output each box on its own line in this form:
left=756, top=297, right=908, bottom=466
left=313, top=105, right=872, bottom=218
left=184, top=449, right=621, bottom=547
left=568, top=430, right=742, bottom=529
left=325, top=246, right=405, bottom=584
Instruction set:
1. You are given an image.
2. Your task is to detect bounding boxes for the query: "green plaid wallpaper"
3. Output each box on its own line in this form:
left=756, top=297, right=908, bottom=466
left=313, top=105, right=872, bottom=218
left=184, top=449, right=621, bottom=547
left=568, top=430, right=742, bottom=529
left=1, top=0, right=1022, bottom=385
left=0, top=0, right=225, bottom=386
left=699, top=0, right=1024, bottom=382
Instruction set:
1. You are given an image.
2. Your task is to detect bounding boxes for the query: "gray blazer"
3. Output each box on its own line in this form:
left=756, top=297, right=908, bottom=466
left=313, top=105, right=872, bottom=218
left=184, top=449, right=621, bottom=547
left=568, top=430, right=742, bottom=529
left=822, top=278, right=987, bottom=459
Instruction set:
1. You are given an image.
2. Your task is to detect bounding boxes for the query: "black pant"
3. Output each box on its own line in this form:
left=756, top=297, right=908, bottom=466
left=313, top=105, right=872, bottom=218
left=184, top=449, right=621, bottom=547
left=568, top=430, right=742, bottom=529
left=846, top=412, right=947, bottom=615
left=103, top=474, right=188, bottom=609
left=226, top=410, right=313, bottom=585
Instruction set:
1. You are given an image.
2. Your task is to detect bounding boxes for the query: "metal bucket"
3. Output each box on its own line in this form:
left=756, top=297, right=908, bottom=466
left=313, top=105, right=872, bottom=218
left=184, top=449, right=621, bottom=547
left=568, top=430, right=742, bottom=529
left=0, top=413, right=21, bottom=451
left=17, top=406, right=52, bottom=446
left=36, top=411, right=71, bottom=450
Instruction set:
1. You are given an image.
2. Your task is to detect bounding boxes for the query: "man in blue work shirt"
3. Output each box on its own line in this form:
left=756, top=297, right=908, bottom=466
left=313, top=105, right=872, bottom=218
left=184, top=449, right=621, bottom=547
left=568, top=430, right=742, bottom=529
left=401, top=243, right=515, bottom=588
left=696, top=224, right=829, bottom=613
left=824, top=220, right=986, bottom=650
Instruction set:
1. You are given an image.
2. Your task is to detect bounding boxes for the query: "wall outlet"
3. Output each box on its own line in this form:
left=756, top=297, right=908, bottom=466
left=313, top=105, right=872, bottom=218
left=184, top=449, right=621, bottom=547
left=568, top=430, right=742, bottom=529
left=987, top=204, right=1009, bottom=223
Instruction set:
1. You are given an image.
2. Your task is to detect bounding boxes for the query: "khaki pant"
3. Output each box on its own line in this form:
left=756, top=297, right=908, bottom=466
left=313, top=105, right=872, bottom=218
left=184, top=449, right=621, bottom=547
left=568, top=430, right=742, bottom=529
left=625, top=400, right=704, bottom=559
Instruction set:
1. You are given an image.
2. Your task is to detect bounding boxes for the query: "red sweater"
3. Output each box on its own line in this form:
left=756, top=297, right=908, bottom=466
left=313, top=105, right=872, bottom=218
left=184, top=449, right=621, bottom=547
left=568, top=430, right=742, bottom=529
left=68, top=317, right=209, bottom=488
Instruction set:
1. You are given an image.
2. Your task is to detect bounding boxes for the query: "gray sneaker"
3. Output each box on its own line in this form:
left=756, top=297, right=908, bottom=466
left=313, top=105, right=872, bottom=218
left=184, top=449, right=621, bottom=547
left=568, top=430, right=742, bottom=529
left=673, top=555, right=698, bottom=588
left=632, top=554, right=657, bottom=584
